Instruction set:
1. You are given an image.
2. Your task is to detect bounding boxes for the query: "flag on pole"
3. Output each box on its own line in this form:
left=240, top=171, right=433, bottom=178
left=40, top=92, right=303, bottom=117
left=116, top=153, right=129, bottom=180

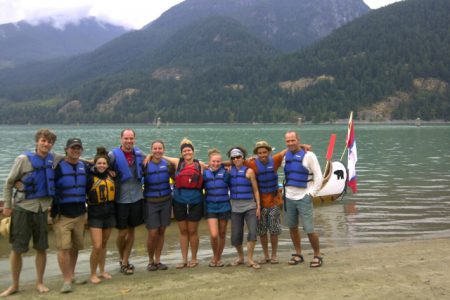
left=347, top=112, right=358, bottom=193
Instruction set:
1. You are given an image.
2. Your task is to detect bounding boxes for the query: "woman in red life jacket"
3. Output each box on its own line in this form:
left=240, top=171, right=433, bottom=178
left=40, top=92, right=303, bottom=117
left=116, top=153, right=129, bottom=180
left=162, top=138, right=205, bottom=269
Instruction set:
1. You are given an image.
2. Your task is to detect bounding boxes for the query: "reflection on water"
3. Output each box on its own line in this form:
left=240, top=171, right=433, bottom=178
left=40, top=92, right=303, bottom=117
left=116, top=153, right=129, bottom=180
left=1, top=124, right=450, bottom=285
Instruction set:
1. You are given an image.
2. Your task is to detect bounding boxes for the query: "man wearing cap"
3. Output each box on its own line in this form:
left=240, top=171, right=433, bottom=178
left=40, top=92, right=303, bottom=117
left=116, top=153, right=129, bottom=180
left=108, top=129, right=144, bottom=275
left=245, top=141, right=287, bottom=264
left=52, top=138, right=88, bottom=293
left=283, top=131, right=323, bottom=267
left=1, top=128, right=57, bottom=297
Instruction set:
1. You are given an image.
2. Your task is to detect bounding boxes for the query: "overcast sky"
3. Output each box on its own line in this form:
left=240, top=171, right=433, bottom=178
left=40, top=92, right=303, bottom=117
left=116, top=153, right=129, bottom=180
left=0, top=0, right=404, bottom=29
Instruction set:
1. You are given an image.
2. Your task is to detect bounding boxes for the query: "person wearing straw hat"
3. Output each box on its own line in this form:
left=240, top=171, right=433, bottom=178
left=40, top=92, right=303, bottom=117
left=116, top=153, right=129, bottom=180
left=245, top=141, right=287, bottom=265
left=283, top=131, right=323, bottom=267
left=1, top=128, right=57, bottom=297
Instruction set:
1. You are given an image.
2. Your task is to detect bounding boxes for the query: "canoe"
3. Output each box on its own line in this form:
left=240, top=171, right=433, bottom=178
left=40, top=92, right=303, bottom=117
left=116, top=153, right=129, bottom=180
left=313, top=160, right=348, bottom=205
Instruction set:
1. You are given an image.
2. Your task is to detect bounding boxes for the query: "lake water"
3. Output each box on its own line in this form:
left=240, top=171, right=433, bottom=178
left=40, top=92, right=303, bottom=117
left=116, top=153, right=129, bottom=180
left=1, top=124, right=449, bottom=284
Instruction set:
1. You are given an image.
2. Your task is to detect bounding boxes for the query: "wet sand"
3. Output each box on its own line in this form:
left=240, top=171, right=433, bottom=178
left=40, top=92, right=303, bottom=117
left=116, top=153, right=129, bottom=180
left=2, top=238, right=449, bottom=299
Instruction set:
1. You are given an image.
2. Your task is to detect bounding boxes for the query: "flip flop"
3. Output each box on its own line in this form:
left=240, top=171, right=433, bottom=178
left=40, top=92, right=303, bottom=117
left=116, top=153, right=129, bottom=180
left=258, top=258, right=271, bottom=264
left=208, top=262, right=217, bottom=267
left=270, top=258, right=279, bottom=264
left=229, top=259, right=244, bottom=267
left=248, top=262, right=261, bottom=270
left=176, top=262, right=188, bottom=269
left=188, top=261, right=199, bottom=268
left=215, top=261, right=225, bottom=267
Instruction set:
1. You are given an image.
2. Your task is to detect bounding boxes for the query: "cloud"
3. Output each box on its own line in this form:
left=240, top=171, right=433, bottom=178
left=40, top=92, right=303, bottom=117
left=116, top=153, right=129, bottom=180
left=0, top=0, right=184, bottom=29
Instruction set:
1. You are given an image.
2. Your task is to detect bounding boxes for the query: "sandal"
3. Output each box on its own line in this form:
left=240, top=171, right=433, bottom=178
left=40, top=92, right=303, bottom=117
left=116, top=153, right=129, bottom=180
left=188, top=261, right=199, bottom=268
left=120, top=263, right=134, bottom=275
left=288, top=254, right=304, bottom=265
left=215, top=261, right=225, bottom=267
left=248, top=262, right=261, bottom=270
left=310, top=256, right=323, bottom=268
left=156, top=262, right=168, bottom=270
left=270, top=258, right=279, bottom=264
left=176, top=262, right=188, bottom=269
left=258, top=258, right=271, bottom=264
left=229, top=259, right=244, bottom=267
left=147, top=263, right=157, bottom=271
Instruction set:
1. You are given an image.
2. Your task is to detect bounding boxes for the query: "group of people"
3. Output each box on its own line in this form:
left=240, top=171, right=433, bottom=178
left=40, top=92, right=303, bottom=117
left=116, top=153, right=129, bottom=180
left=1, top=127, right=324, bottom=297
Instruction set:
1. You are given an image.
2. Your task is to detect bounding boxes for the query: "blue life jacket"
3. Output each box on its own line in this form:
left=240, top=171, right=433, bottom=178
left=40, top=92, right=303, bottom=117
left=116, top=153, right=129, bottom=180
left=229, top=166, right=253, bottom=200
left=204, top=167, right=229, bottom=203
left=55, top=160, right=87, bottom=204
left=255, top=156, right=279, bottom=194
left=22, top=151, right=55, bottom=199
left=112, top=147, right=143, bottom=182
left=144, top=159, right=171, bottom=198
left=284, top=150, right=311, bottom=188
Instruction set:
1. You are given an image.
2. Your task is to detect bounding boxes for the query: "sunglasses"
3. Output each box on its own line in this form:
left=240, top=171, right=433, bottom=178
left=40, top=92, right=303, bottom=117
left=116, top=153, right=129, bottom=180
left=231, top=156, right=242, bottom=160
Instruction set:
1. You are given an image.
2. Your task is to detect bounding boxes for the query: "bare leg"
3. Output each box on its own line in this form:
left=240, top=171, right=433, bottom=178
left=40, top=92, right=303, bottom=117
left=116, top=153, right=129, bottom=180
left=147, top=228, right=158, bottom=264
left=57, top=250, right=73, bottom=285
left=90, top=228, right=103, bottom=284
left=155, top=227, right=166, bottom=264
left=289, top=227, right=302, bottom=255
left=234, top=244, right=245, bottom=263
left=270, top=234, right=279, bottom=260
left=116, top=229, right=128, bottom=264
left=187, top=221, right=199, bottom=266
left=69, top=249, right=79, bottom=281
left=217, top=219, right=228, bottom=264
left=35, top=250, right=49, bottom=293
left=177, top=221, right=189, bottom=266
left=118, top=228, right=135, bottom=266
left=259, top=234, right=270, bottom=261
left=99, top=228, right=112, bottom=279
left=0, top=251, right=22, bottom=297
left=207, top=218, right=219, bottom=264
left=247, top=241, right=257, bottom=265
left=308, top=232, right=320, bottom=256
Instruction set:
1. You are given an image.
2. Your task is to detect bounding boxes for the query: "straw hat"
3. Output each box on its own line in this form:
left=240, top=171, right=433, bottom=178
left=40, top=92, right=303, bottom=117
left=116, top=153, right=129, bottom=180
left=0, top=217, right=11, bottom=238
left=253, top=140, right=272, bottom=154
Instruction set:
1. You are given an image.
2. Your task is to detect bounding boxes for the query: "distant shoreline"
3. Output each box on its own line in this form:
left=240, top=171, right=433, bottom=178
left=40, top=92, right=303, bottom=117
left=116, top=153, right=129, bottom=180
left=0, top=120, right=448, bottom=126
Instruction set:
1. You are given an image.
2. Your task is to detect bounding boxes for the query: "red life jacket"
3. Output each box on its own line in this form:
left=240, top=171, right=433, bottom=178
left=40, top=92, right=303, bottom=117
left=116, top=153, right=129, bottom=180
left=175, top=158, right=203, bottom=189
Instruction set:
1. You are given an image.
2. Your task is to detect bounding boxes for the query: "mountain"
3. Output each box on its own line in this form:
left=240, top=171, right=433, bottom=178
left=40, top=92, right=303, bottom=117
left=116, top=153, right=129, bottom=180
left=0, top=0, right=369, bottom=99
left=0, top=17, right=128, bottom=69
left=1, top=0, right=448, bottom=124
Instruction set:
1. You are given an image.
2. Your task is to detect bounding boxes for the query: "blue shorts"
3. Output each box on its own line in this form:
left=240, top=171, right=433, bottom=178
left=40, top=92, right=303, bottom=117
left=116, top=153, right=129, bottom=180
left=285, top=194, right=315, bottom=233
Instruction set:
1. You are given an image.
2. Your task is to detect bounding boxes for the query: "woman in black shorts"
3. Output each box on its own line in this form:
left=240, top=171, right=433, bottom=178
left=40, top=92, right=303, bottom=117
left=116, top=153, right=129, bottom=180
left=86, top=147, right=116, bottom=283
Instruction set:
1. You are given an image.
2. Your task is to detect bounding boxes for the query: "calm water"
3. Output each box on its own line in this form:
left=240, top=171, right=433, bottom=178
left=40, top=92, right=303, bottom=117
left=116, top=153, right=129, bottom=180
left=1, top=124, right=449, bottom=284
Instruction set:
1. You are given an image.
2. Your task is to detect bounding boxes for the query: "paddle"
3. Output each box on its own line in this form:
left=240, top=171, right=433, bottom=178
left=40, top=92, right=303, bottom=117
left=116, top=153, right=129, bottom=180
left=324, top=134, right=336, bottom=172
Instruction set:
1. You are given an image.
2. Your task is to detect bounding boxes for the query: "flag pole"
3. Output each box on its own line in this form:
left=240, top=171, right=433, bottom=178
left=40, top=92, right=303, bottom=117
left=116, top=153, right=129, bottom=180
left=340, top=111, right=353, bottom=161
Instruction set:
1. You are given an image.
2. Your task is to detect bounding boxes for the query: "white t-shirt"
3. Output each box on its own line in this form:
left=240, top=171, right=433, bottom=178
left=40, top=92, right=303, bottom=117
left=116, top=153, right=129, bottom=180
left=282, top=151, right=323, bottom=200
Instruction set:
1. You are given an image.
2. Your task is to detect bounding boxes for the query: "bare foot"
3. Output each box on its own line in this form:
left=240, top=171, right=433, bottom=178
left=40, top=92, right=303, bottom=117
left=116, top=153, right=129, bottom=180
left=0, top=286, right=18, bottom=297
left=99, top=272, right=112, bottom=280
left=36, top=283, right=49, bottom=293
left=90, top=275, right=102, bottom=284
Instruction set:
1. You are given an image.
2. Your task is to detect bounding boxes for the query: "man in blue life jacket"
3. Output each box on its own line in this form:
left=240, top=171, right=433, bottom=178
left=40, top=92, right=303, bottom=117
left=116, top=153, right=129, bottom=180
left=52, top=138, right=88, bottom=293
left=283, top=131, right=324, bottom=268
left=108, top=129, right=144, bottom=275
left=1, top=129, right=57, bottom=297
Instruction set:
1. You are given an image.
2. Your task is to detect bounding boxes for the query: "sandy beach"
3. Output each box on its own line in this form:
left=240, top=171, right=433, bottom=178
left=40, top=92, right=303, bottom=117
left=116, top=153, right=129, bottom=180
left=1, top=238, right=449, bottom=300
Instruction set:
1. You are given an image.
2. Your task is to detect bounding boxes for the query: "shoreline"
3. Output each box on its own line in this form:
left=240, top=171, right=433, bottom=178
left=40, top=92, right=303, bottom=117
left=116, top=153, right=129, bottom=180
left=2, top=238, right=449, bottom=299
left=0, top=120, right=449, bottom=126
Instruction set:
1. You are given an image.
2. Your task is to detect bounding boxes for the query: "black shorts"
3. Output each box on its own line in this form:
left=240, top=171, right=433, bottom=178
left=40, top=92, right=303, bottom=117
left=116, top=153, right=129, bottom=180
left=115, top=200, right=144, bottom=229
left=172, top=201, right=203, bottom=222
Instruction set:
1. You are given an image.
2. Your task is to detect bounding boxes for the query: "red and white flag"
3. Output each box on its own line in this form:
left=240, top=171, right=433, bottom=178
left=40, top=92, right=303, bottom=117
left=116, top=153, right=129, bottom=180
left=346, top=112, right=358, bottom=193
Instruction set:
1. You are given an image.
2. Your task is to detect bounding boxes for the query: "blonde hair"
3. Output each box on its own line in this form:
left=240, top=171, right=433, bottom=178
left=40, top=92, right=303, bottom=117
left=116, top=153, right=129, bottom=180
left=180, top=138, right=194, bottom=153
left=208, top=148, right=221, bottom=158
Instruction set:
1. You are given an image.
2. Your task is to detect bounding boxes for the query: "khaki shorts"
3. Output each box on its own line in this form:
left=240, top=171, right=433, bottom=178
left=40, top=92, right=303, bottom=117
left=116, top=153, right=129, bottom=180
left=53, top=215, right=85, bottom=250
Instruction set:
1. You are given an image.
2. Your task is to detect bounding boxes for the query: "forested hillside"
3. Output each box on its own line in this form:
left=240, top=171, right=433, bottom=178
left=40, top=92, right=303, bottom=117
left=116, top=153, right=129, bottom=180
left=0, top=0, right=448, bottom=124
